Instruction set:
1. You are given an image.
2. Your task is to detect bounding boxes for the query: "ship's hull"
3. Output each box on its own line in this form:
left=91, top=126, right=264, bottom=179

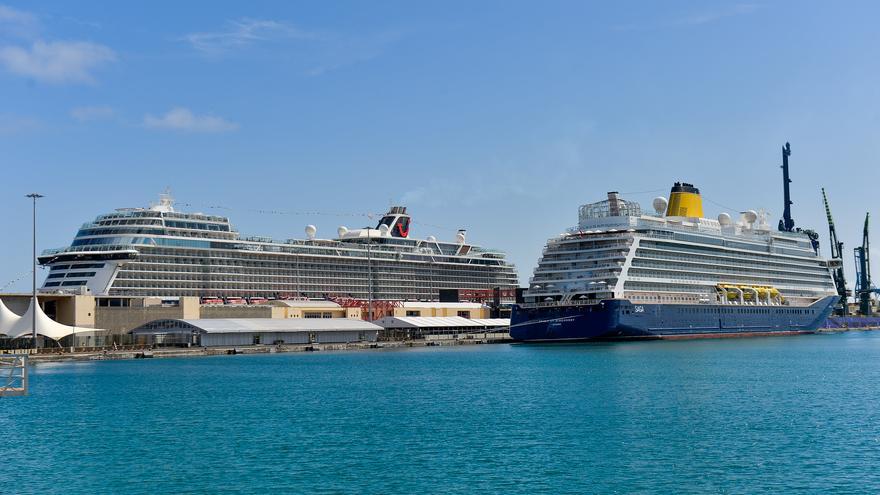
left=510, top=296, right=838, bottom=341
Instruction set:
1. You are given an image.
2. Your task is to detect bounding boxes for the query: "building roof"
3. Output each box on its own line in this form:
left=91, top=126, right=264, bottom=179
left=470, top=319, right=513, bottom=327
left=132, top=318, right=380, bottom=334
left=270, top=300, right=343, bottom=309
left=374, top=316, right=509, bottom=329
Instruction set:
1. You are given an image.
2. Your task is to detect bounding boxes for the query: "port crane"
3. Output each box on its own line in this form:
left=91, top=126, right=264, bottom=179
left=853, top=212, right=879, bottom=316
left=821, top=188, right=849, bottom=315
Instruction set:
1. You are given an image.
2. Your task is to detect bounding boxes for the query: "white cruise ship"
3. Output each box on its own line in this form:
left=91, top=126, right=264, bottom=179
left=38, top=194, right=518, bottom=301
left=511, top=175, right=839, bottom=341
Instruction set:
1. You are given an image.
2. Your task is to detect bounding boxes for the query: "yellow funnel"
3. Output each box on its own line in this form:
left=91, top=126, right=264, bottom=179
left=665, top=182, right=704, bottom=218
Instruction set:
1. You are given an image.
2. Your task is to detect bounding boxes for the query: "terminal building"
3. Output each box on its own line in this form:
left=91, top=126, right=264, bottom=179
left=0, top=293, right=509, bottom=347
left=131, top=318, right=380, bottom=347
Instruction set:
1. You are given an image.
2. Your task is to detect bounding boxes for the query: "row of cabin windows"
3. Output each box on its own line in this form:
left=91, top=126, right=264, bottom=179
left=623, top=306, right=816, bottom=315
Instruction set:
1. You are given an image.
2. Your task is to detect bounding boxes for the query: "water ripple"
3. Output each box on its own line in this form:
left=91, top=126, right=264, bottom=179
left=2, top=333, right=880, bottom=493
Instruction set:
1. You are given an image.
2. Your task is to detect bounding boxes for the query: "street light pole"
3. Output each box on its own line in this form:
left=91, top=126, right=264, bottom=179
left=26, top=193, right=43, bottom=349
left=367, top=235, right=373, bottom=321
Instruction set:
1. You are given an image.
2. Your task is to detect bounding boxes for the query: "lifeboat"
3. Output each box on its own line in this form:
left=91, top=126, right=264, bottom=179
left=716, top=284, right=783, bottom=305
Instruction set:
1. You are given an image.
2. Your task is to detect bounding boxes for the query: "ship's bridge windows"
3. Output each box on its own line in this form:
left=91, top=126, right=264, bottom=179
left=164, top=220, right=230, bottom=232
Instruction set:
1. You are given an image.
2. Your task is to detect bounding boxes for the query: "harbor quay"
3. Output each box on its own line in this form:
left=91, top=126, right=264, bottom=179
left=11, top=331, right=513, bottom=363
left=0, top=292, right=513, bottom=352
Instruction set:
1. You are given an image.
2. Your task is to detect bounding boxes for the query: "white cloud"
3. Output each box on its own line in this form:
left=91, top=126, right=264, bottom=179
left=305, top=29, right=404, bottom=77
left=613, top=3, right=760, bottom=31
left=674, top=3, right=760, bottom=26
left=70, top=105, right=115, bottom=122
left=0, top=40, right=115, bottom=83
left=179, top=17, right=404, bottom=76
left=182, top=18, right=318, bottom=54
left=0, top=113, right=40, bottom=134
left=0, top=4, right=39, bottom=38
left=143, top=107, right=239, bottom=133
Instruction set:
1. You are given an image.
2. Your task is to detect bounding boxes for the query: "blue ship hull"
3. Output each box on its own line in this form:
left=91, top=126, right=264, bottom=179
left=510, top=296, right=838, bottom=341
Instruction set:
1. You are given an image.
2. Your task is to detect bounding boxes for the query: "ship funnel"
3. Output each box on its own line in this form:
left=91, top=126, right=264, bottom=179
left=607, top=192, right=621, bottom=216
left=665, top=182, right=704, bottom=218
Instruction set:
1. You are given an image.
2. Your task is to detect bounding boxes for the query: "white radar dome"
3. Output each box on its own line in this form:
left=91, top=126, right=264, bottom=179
left=426, top=235, right=436, bottom=242
left=745, top=210, right=758, bottom=224
left=378, top=224, right=390, bottom=235
left=337, top=226, right=348, bottom=237
left=652, top=197, right=668, bottom=215
left=717, top=212, right=732, bottom=226
left=305, top=225, right=317, bottom=240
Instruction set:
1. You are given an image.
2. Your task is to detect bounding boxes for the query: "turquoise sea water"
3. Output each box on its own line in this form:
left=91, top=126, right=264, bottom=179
left=3, top=332, right=880, bottom=494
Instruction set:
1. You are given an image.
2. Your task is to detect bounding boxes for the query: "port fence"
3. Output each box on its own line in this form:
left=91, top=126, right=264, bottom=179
left=823, top=317, right=880, bottom=329
left=0, top=334, right=150, bottom=352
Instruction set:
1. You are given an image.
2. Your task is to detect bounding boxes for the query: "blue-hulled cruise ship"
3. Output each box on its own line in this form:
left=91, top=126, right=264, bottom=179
left=511, top=147, right=839, bottom=341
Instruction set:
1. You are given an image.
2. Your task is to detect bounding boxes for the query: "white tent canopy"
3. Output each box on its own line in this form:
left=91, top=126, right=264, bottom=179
left=0, top=297, right=20, bottom=337
left=0, top=297, right=93, bottom=341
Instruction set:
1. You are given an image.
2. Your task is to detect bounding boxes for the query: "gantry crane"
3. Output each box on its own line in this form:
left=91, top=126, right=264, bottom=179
left=821, top=188, right=848, bottom=315
left=853, top=213, right=879, bottom=316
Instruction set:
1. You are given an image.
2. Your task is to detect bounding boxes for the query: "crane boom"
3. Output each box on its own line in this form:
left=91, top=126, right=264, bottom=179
left=822, top=188, right=848, bottom=315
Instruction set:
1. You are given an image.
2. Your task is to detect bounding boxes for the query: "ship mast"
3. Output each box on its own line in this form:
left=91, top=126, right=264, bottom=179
left=778, top=142, right=795, bottom=232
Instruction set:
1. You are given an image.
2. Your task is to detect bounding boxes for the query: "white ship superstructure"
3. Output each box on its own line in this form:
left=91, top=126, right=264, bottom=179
left=38, top=194, right=518, bottom=299
left=525, top=188, right=837, bottom=309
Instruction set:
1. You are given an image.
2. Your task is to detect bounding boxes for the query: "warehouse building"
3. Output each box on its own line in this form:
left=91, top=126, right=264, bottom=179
left=131, top=318, right=380, bottom=347
left=373, top=316, right=510, bottom=340
left=392, top=302, right=488, bottom=319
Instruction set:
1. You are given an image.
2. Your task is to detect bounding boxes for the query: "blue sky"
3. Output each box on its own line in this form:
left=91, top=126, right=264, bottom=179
left=1, top=1, right=879, bottom=290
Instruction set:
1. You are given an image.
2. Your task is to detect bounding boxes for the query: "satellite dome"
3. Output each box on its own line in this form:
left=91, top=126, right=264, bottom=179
left=652, top=197, right=668, bottom=215
left=744, top=210, right=758, bottom=224
left=378, top=224, right=390, bottom=235
left=305, top=225, right=317, bottom=240
left=426, top=235, right=436, bottom=242
left=337, top=226, right=348, bottom=237
left=718, top=212, right=732, bottom=226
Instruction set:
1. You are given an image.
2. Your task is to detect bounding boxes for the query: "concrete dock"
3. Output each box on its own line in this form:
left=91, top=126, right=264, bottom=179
left=12, top=333, right=513, bottom=363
